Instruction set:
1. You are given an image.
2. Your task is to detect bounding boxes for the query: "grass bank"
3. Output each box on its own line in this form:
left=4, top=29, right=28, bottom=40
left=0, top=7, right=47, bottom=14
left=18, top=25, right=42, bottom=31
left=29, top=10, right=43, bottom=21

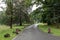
left=38, top=23, right=60, bottom=36
left=0, top=25, right=24, bottom=40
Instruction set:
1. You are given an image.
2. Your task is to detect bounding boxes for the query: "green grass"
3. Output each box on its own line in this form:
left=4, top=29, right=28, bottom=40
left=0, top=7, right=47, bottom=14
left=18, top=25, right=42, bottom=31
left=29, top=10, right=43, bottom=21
left=38, top=24, right=60, bottom=36
left=0, top=25, right=24, bottom=40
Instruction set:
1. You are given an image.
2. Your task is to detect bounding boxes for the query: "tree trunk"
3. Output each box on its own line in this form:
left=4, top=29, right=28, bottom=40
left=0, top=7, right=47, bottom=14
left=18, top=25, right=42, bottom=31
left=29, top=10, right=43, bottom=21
left=10, top=17, right=13, bottom=29
left=19, top=15, right=22, bottom=26
left=20, top=20, right=22, bottom=26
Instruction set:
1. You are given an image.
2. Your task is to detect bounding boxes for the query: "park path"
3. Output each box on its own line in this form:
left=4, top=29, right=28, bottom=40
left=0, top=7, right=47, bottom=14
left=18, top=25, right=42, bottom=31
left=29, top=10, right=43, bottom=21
left=13, top=24, right=60, bottom=40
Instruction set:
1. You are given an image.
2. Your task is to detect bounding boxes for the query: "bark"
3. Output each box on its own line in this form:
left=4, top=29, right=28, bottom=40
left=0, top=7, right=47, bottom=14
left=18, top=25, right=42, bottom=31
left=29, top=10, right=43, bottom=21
left=10, top=16, right=13, bottom=29
left=20, top=20, right=22, bottom=26
left=19, top=15, right=22, bottom=26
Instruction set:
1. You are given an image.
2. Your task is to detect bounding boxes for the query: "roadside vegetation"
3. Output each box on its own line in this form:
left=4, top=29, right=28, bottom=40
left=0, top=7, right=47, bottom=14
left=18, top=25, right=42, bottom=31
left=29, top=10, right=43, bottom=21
left=0, top=25, right=24, bottom=40
left=38, top=23, right=60, bottom=36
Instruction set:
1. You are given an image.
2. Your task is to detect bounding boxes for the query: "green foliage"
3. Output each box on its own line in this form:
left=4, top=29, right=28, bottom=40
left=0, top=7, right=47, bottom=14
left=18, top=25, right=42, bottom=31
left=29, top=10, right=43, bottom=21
left=3, top=0, right=33, bottom=26
left=24, top=0, right=32, bottom=7
left=38, top=24, right=60, bottom=36
left=30, top=8, right=42, bottom=23
left=0, top=12, right=7, bottom=24
left=36, top=0, right=60, bottom=26
left=0, top=25, right=24, bottom=40
left=13, top=0, right=32, bottom=25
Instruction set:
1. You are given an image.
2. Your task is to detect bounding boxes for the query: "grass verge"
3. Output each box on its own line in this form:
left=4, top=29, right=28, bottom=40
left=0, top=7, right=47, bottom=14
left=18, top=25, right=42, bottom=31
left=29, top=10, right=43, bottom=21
left=38, top=24, right=60, bottom=36
left=0, top=25, right=24, bottom=40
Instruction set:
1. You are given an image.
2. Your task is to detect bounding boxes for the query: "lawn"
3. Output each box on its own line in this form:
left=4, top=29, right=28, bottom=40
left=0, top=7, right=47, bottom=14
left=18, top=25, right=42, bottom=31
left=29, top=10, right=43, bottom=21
left=0, top=25, right=24, bottom=40
left=38, top=23, right=60, bottom=36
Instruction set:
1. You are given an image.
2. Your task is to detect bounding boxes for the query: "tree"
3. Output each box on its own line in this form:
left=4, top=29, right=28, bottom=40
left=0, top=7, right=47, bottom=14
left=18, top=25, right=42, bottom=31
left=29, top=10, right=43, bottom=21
left=35, top=0, right=60, bottom=26
left=6, top=0, right=13, bottom=29
left=30, top=7, right=42, bottom=23
left=13, top=0, right=32, bottom=26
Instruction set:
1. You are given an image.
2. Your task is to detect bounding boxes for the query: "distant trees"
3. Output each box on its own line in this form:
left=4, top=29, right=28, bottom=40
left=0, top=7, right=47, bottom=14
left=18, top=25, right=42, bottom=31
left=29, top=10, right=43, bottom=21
left=1, top=0, right=60, bottom=28
left=34, top=0, right=60, bottom=25
left=4, top=0, right=32, bottom=29
left=30, top=8, right=42, bottom=23
left=13, top=0, right=31, bottom=26
left=29, top=0, right=60, bottom=28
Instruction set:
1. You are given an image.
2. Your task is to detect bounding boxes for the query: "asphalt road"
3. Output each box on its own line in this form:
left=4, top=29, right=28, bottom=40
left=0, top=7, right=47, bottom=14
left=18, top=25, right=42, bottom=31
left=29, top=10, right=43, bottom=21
left=13, top=24, right=60, bottom=40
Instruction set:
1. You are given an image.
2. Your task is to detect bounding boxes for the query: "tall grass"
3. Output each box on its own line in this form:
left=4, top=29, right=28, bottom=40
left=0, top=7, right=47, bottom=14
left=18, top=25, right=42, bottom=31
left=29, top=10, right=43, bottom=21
left=0, top=25, right=24, bottom=40
left=38, top=24, right=60, bottom=36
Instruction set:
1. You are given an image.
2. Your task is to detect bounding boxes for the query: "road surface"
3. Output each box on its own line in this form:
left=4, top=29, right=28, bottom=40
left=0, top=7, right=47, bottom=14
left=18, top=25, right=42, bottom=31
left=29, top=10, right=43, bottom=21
left=13, top=24, right=60, bottom=40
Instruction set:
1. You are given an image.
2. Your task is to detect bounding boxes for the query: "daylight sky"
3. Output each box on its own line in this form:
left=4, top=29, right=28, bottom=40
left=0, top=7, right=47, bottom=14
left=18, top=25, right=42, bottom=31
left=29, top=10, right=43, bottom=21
left=0, top=0, right=6, bottom=11
left=0, top=0, right=41, bottom=11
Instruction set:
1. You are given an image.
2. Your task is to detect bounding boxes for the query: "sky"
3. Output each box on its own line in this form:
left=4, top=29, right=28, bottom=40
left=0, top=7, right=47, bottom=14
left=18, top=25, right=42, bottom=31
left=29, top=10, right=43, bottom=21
left=0, top=0, right=38, bottom=11
left=0, top=0, right=41, bottom=12
left=32, top=4, right=41, bottom=11
left=0, top=0, right=6, bottom=11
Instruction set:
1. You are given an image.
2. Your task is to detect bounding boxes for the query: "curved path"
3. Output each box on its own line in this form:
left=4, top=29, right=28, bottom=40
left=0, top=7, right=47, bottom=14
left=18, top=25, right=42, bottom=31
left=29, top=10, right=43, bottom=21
left=13, top=24, right=60, bottom=40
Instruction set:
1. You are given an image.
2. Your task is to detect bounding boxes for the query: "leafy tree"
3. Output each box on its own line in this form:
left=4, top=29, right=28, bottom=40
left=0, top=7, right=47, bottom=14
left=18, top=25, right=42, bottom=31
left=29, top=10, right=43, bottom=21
left=30, top=8, right=42, bottom=23
left=13, top=0, right=35, bottom=26
left=35, top=0, right=60, bottom=26
left=6, top=0, right=13, bottom=29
